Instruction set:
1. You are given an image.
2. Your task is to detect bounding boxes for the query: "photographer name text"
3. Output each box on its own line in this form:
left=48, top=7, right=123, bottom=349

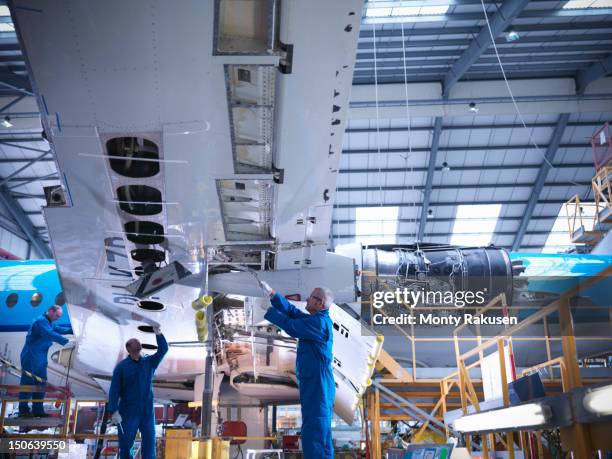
left=372, top=313, right=517, bottom=326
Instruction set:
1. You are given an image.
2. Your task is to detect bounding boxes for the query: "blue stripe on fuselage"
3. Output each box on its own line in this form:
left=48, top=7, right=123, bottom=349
left=0, top=259, right=71, bottom=331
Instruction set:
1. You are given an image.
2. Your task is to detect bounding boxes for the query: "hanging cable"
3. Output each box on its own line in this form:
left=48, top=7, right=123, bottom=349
left=399, top=21, right=418, bottom=242
left=478, top=0, right=584, bottom=189
left=372, top=25, right=384, bottom=217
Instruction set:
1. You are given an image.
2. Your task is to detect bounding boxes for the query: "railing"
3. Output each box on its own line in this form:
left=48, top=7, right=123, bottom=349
left=438, top=265, right=612, bottom=458
left=0, top=395, right=278, bottom=457
left=564, top=194, right=601, bottom=245
left=593, top=165, right=612, bottom=224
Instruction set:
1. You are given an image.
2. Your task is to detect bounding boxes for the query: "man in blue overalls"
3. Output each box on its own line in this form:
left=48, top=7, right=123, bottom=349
left=108, top=326, right=168, bottom=459
left=19, top=305, right=73, bottom=417
left=260, top=282, right=336, bottom=459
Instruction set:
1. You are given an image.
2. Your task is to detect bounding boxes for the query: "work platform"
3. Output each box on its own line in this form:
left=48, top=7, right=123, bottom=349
left=364, top=266, right=612, bottom=459
left=2, top=416, right=64, bottom=428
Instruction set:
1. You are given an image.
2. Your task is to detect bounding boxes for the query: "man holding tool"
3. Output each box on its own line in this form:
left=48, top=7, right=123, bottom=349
left=258, top=281, right=336, bottom=459
left=19, top=305, right=73, bottom=417
left=108, top=326, right=168, bottom=459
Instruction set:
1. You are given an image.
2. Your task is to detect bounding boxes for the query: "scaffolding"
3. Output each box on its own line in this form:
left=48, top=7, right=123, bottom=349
left=593, top=165, right=612, bottom=225
left=564, top=194, right=602, bottom=246
left=363, top=265, right=612, bottom=458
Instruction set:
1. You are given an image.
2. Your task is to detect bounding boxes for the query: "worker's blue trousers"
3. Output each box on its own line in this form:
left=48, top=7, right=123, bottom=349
left=18, top=358, right=46, bottom=416
left=301, top=414, right=333, bottom=458
left=118, top=413, right=156, bottom=459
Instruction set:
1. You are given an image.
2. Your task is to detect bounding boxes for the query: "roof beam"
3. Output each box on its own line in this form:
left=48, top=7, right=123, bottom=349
left=345, top=121, right=601, bottom=134
left=0, top=157, right=55, bottom=164
left=0, top=212, right=27, bottom=239
left=7, top=172, right=59, bottom=190
left=362, top=7, right=612, bottom=24
left=358, top=22, right=612, bottom=39
left=339, top=163, right=593, bottom=174
left=11, top=192, right=45, bottom=199
left=358, top=33, right=612, bottom=50
left=0, top=142, right=48, bottom=154
left=342, top=143, right=588, bottom=155
left=357, top=63, right=592, bottom=78
left=0, top=137, right=44, bottom=143
left=334, top=230, right=555, bottom=239
left=511, top=113, right=570, bottom=251
left=349, top=79, right=612, bottom=118
left=0, top=184, right=51, bottom=258
left=353, top=70, right=581, bottom=85
left=335, top=199, right=568, bottom=209
left=356, top=54, right=608, bottom=69
left=575, top=53, right=612, bottom=95
left=442, top=0, right=528, bottom=96
left=0, top=43, right=22, bottom=52
left=337, top=181, right=590, bottom=192
left=5, top=175, right=59, bottom=182
left=0, top=95, right=25, bottom=114
left=334, top=216, right=557, bottom=224
left=417, top=117, right=442, bottom=241
left=0, top=150, right=52, bottom=188
left=0, top=68, right=33, bottom=95
left=356, top=45, right=612, bottom=61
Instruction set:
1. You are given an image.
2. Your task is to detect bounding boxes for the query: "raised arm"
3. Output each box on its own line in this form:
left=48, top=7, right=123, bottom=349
left=265, top=308, right=327, bottom=341
left=35, top=319, right=69, bottom=345
left=148, top=333, right=168, bottom=370
left=270, top=293, right=310, bottom=319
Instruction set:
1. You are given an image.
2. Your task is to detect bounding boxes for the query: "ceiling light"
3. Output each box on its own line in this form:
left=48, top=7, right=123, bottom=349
left=583, top=383, right=612, bottom=416
left=442, top=161, right=450, bottom=171
left=427, top=209, right=434, bottom=219
left=506, top=30, right=520, bottom=42
left=468, top=102, right=479, bottom=113
left=453, top=403, right=551, bottom=433
left=1, top=116, right=12, bottom=128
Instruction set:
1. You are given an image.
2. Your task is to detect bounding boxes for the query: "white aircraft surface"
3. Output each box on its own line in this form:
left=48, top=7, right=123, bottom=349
left=4, top=0, right=384, bottom=428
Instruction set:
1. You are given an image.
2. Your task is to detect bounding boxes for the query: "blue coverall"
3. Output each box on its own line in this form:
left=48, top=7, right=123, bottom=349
left=19, top=315, right=72, bottom=416
left=264, top=293, right=335, bottom=459
left=108, top=333, right=168, bottom=459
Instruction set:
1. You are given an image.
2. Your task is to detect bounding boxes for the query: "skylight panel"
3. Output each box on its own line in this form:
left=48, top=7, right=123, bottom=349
left=355, top=206, right=399, bottom=245
left=365, top=7, right=393, bottom=17
left=365, top=2, right=450, bottom=19
left=0, top=6, right=10, bottom=16
left=562, top=0, right=612, bottom=9
left=450, top=204, right=502, bottom=247
left=0, top=22, right=14, bottom=32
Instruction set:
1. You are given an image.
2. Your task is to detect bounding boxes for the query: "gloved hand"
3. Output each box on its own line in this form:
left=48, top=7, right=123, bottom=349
left=152, top=325, right=162, bottom=335
left=65, top=338, right=77, bottom=347
left=258, top=280, right=274, bottom=297
left=111, top=411, right=122, bottom=425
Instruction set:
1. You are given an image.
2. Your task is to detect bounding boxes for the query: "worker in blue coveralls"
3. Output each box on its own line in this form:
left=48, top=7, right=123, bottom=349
left=19, top=305, right=73, bottom=417
left=259, top=282, right=336, bottom=459
left=108, top=326, right=168, bottom=459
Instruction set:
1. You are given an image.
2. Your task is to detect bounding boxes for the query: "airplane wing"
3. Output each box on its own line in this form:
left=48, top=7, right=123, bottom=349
left=11, top=0, right=371, bottom=423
